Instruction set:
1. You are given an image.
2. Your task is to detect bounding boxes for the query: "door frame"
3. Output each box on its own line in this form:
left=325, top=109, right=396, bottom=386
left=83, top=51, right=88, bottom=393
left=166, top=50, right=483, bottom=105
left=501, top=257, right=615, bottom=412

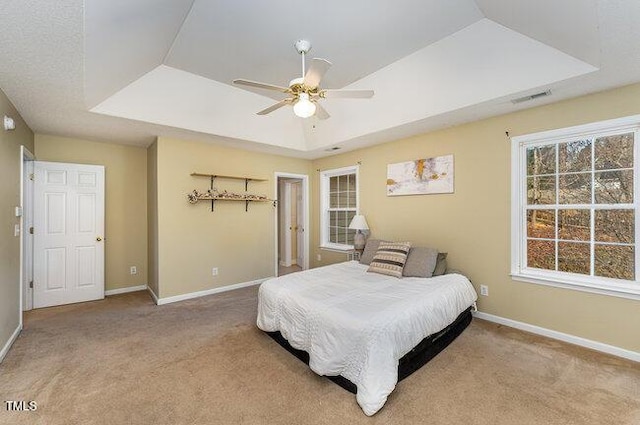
left=20, top=146, right=35, bottom=320
left=274, top=172, right=309, bottom=276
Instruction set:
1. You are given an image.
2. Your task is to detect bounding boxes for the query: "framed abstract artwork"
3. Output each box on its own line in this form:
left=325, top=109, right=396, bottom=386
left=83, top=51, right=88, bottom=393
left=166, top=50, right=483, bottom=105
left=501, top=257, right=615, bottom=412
left=387, top=154, right=454, bottom=196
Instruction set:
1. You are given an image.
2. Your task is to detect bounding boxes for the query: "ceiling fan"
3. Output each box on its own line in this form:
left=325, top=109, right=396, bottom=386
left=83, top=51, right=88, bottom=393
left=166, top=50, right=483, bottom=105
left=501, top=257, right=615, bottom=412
left=233, top=40, right=374, bottom=120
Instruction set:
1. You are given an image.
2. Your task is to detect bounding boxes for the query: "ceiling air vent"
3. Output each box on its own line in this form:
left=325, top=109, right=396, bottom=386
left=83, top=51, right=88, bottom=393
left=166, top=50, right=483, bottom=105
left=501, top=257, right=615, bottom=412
left=511, top=90, right=552, bottom=104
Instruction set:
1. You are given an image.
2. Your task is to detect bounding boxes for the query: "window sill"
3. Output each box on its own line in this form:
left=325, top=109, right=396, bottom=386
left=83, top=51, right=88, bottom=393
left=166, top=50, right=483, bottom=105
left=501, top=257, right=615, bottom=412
left=320, top=244, right=354, bottom=253
left=511, top=270, right=640, bottom=301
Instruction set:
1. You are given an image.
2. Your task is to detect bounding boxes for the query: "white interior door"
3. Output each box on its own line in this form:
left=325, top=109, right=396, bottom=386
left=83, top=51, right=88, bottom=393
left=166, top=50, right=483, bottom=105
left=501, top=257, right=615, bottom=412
left=33, top=161, right=105, bottom=308
left=290, top=183, right=298, bottom=264
left=282, top=182, right=293, bottom=267
left=294, top=181, right=304, bottom=267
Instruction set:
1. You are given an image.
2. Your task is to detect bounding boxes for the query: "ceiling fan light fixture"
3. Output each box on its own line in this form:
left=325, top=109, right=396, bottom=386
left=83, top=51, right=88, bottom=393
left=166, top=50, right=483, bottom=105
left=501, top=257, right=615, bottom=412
left=233, top=40, right=372, bottom=120
left=293, top=93, right=316, bottom=118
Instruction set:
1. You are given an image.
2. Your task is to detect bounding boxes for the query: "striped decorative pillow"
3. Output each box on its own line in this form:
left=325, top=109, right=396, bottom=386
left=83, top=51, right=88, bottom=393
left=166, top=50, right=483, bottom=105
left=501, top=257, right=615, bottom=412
left=367, top=242, right=412, bottom=278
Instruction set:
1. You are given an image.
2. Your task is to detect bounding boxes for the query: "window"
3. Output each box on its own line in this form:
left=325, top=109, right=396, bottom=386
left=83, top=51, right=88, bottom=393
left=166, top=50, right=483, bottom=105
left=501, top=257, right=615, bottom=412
left=511, top=115, right=640, bottom=299
left=320, top=165, right=359, bottom=250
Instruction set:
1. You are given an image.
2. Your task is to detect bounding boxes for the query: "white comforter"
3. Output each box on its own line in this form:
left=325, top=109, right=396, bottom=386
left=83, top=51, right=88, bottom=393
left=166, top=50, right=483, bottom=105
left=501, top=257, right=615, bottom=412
left=256, top=261, right=478, bottom=416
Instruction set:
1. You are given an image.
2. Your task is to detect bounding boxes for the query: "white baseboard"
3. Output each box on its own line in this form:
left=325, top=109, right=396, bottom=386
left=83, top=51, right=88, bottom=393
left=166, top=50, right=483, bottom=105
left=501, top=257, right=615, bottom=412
left=155, top=278, right=267, bottom=306
left=0, top=324, right=22, bottom=364
left=105, top=285, right=148, bottom=296
left=473, top=311, right=640, bottom=363
left=147, top=286, right=159, bottom=305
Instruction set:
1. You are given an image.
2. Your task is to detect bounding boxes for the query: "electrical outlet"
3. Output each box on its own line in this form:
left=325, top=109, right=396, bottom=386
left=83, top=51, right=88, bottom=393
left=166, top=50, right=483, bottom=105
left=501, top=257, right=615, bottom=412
left=130, top=266, right=137, bottom=275
left=14, top=224, right=20, bottom=237
left=480, top=285, right=489, bottom=296
left=317, top=254, right=321, bottom=262
left=212, top=267, right=219, bottom=276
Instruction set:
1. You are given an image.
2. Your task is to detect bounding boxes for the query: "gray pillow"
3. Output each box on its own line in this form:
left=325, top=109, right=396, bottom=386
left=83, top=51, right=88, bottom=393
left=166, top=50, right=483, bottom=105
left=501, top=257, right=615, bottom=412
left=432, top=253, right=448, bottom=276
left=359, top=239, right=385, bottom=265
left=402, top=247, right=439, bottom=278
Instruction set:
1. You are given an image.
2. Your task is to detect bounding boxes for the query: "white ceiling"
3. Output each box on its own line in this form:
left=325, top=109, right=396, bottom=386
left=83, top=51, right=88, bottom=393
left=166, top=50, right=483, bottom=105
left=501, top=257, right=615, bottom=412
left=1, top=0, right=639, bottom=158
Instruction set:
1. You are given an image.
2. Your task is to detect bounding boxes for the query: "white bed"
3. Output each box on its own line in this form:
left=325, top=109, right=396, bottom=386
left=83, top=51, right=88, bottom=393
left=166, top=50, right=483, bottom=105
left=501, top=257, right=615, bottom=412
left=256, top=261, right=478, bottom=416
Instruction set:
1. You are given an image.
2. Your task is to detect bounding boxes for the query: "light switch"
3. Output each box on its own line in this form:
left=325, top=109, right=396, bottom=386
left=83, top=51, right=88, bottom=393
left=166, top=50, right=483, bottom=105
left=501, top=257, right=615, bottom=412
left=15, top=206, right=22, bottom=217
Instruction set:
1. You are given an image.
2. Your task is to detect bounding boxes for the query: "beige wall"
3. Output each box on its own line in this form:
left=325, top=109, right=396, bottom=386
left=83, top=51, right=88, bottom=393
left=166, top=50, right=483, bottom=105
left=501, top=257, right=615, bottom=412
left=147, top=140, right=159, bottom=296
left=0, top=88, right=34, bottom=357
left=34, top=134, right=148, bottom=291
left=153, top=137, right=311, bottom=298
left=311, top=82, right=640, bottom=353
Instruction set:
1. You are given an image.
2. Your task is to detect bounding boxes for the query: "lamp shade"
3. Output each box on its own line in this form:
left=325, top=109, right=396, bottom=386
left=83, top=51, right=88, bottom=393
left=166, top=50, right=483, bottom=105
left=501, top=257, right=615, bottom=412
left=348, top=215, right=369, bottom=231
left=293, top=93, right=316, bottom=118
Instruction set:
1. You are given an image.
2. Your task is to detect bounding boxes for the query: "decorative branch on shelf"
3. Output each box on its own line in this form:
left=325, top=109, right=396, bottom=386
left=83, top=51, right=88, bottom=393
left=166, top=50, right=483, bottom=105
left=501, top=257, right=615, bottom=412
left=187, top=189, right=271, bottom=203
left=188, top=172, right=277, bottom=211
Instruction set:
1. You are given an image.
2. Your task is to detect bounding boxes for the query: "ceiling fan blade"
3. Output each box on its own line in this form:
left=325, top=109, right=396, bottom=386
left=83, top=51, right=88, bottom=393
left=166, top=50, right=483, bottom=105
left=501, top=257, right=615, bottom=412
left=304, top=58, right=332, bottom=88
left=256, top=99, right=293, bottom=115
left=321, top=89, right=374, bottom=99
left=233, top=79, right=290, bottom=93
left=315, top=103, right=330, bottom=120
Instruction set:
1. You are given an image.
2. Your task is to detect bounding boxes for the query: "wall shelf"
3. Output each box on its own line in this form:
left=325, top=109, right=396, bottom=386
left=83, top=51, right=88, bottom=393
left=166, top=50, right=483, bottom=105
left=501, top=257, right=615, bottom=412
left=190, top=172, right=267, bottom=191
left=188, top=172, right=276, bottom=212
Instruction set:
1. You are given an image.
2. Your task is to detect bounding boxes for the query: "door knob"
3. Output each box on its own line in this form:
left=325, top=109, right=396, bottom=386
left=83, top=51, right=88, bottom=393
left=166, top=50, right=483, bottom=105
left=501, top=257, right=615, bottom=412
left=96, top=236, right=103, bottom=242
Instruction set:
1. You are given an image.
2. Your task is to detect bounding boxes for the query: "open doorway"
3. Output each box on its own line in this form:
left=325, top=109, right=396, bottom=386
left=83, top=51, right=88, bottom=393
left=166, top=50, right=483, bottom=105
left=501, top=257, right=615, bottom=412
left=275, top=173, right=309, bottom=277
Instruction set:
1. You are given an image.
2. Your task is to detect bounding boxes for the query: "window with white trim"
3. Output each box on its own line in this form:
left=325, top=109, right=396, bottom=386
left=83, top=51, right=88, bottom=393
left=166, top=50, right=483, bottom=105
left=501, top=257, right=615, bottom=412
left=511, top=115, right=640, bottom=299
left=320, top=165, right=359, bottom=250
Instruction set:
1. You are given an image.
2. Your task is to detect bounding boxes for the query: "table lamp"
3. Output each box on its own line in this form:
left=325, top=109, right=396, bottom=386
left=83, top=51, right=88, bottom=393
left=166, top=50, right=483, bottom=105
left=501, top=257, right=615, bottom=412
left=348, top=215, right=369, bottom=252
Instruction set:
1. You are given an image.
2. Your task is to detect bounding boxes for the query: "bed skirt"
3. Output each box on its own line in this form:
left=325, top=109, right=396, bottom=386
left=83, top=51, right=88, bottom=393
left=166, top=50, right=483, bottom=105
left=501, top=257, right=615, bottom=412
left=266, top=306, right=473, bottom=394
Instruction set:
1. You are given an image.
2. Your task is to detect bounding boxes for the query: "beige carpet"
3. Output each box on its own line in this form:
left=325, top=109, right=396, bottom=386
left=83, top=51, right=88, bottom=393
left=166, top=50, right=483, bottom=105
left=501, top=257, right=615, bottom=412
left=277, top=264, right=302, bottom=277
left=1, top=286, right=639, bottom=425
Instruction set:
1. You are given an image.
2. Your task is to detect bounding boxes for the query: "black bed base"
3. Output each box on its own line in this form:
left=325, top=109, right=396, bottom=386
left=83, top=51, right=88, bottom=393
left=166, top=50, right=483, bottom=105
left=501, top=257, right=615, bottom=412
left=266, top=306, right=473, bottom=394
